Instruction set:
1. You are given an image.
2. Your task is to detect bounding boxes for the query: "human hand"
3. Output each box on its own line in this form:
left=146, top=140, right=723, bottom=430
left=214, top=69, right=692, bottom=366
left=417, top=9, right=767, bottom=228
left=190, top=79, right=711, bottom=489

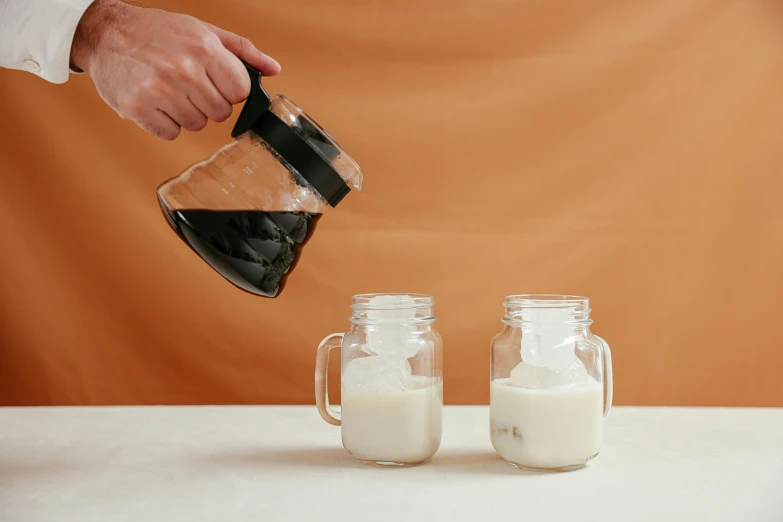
left=70, top=0, right=281, bottom=140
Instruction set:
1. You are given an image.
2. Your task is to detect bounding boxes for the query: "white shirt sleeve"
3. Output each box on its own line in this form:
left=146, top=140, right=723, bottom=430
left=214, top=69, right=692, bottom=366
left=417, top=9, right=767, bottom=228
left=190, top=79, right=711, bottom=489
left=0, top=0, right=97, bottom=84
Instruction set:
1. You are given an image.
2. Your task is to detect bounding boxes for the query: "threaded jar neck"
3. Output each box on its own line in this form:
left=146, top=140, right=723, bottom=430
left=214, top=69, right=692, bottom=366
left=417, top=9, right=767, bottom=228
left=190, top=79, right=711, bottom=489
left=502, top=294, right=592, bottom=328
left=350, top=294, right=436, bottom=326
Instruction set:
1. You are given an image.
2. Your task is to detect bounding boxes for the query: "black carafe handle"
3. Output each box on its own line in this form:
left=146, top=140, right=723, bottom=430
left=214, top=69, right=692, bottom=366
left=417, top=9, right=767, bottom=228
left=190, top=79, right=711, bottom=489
left=231, top=61, right=271, bottom=138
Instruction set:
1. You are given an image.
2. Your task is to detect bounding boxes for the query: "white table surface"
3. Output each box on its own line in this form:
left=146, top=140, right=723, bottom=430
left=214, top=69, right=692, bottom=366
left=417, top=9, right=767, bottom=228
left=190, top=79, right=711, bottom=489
left=1, top=406, right=781, bottom=522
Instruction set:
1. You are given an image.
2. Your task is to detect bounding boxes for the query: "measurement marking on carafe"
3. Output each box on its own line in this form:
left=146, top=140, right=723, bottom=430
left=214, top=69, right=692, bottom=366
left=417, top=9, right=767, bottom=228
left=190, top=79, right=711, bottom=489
left=222, top=188, right=229, bottom=195
left=244, top=167, right=253, bottom=175
left=227, top=181, right=236, bottom=188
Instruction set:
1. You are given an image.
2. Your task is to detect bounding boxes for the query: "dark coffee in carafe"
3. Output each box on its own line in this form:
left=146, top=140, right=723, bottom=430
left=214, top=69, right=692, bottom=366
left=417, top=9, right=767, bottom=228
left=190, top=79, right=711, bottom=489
left=166, top=209, right=321, bottom=297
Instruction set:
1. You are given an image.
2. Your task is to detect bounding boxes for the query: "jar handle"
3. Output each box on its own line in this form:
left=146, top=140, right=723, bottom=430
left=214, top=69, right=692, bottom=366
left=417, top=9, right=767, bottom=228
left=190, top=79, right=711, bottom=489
left=231, top=61, right=272, bottom=138
left=315, top=333, right=344, bottom=426
left=595, top=335, right=613, bottom=418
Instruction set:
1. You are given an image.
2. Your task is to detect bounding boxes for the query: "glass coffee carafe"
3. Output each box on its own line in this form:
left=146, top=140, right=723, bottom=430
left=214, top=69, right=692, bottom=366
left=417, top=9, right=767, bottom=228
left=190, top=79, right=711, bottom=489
left=490, top=295, right=613, bottom=471
left=157, top=63, right=362, bottom=298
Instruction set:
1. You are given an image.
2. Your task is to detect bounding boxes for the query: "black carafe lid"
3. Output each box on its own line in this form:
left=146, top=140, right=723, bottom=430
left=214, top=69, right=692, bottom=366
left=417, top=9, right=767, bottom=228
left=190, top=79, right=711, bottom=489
left=231, top=62, right=350, bottom=207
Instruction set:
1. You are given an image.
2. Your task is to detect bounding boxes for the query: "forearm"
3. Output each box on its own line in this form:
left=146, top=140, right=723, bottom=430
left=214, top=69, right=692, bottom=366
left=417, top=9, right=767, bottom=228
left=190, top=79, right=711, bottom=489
left=69, top=0, right=129, bottom=74
left=0, top=0, right=96, bottom=83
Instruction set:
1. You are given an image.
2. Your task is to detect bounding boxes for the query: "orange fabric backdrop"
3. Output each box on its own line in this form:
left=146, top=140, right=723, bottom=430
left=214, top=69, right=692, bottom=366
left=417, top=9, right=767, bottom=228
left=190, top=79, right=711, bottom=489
left=1, top=0, right=782, bottom=406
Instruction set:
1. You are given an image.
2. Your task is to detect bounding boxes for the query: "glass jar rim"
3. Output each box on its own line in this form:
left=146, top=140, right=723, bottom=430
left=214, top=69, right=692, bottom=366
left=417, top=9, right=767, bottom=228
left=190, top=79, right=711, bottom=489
left=351, top=293, right=435, bottom=310
left=504, top=294, right=589, bottom=308
left=502, top=294, right=592, bottom=327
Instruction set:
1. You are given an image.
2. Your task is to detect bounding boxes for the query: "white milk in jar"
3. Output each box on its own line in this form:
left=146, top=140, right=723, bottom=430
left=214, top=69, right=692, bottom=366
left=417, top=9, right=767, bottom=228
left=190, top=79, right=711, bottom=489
left=490, top=377, right=603, bottom=469
left=342, top=375, right=443, bottom=464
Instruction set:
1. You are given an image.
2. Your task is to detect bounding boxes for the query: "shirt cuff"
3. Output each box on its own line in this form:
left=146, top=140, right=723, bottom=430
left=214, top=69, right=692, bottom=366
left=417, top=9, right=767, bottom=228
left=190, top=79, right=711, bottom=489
left=5, top=0, right=96, bottom=84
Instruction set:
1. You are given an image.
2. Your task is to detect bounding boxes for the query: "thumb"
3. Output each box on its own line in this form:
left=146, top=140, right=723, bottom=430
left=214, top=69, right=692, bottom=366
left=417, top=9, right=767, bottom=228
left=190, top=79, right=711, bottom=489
left=205, top=24, right=282, bottom=76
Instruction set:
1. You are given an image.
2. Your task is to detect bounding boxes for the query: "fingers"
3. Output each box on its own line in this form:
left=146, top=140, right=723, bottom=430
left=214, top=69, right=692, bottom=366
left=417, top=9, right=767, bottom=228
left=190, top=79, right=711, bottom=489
left=189, top=74, right=233, bottom=123
left=137, top=109, right=181, bottom=141
left=116, top=87, right=182, bottom=140
left=205, top=23, right=281, bottom=76
left=203, top=24, right=281, bottom=106
left=204, top=46, right=251, bottom=105
left=158, top=95, right=209, bottom=133
left=120, top=83, right=206, bottom=139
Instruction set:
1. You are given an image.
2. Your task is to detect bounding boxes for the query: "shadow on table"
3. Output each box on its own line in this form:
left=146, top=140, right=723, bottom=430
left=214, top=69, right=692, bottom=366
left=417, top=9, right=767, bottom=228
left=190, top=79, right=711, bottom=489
left=0, top=457, right=85, bottom=486
left=199, top=446, right=364, bottom=470
left=200, top=447, right=545, bottom=476
left=428, top=451, right=542, bottom=476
